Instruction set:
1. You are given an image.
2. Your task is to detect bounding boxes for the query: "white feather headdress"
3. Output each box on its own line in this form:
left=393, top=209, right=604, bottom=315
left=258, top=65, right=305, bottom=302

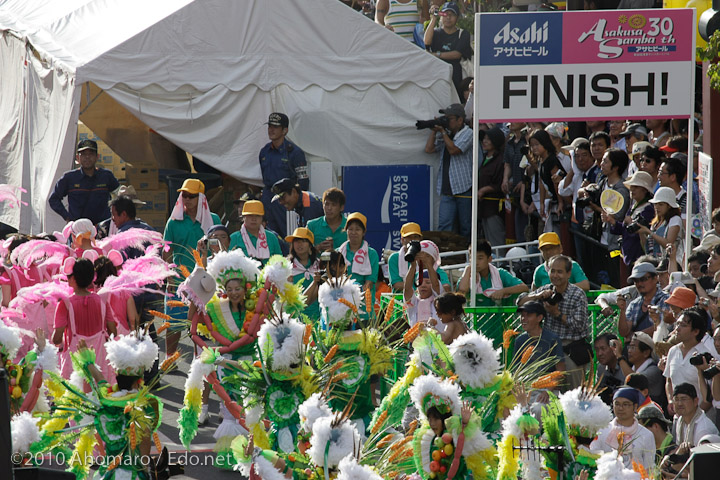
left=105, top=331, right=159, bottom=376
left=299, top=393, right=332, bottom=434
left=308, top=416, right=360, bottom=469
left=0, top=324, right=22, bottom=360
left=318, top=280, right=362, bottom=325
left=206, top=250, right=260, bottom=288
left=449, top=331, right=501, bottom=389
left=257, top=314, right=306, bottom=371
left=559, top=387, right=613, bottom=439
left=11, top=412, right=40, bottom=454
left=595, top=451, right=641, bottom=480
left=261, top=255, right=293, bottom=294
left=336, top=455, right=383, bottom=480
left=409, top=374, right=461, bottom=422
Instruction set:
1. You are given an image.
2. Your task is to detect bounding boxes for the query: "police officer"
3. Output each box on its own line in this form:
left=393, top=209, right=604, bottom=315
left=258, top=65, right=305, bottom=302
left=270, top=178, right=324, bottom=237
left=259, top=112, right=308, bottom=236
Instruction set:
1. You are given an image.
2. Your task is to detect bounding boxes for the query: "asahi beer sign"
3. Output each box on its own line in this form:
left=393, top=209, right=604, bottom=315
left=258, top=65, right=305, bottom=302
left=477, top=9, right=695, bottom=122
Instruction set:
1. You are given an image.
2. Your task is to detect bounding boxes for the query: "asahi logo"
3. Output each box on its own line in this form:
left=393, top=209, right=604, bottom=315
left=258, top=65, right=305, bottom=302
left=493, top=21, right=549, bottom=45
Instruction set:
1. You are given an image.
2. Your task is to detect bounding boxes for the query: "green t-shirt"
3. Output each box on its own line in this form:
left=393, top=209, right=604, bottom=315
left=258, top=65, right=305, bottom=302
left=533, top=260, right=588, bottom=288
left=306, top=215, right=347, bottom=249
left=460, top=266, right=524, bottom=307
left=292, top=260, right=321, bottom=320
left=163, top=212, right=221, bottom=270
left=387, top=251, right=450, bottom=290
left=228, top=229, right=282, bottom=265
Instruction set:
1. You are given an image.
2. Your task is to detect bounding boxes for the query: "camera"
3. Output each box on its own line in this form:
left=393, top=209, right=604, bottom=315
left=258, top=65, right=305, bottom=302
left=689, top=351, right=714, bottom=366
left=546, top=288, right=563, bottom=306
left=668, top=452, right=690, bottom=465
left=703, top=364, right=720, bottom=380
left=576, top=183, right=602, bottom=209
left=700, top=297, right=711, bottom=307
left=208, top=238, right=220, bottom=248
left=404, top=240, right=422, bottom=263
left=415, top=116, right=450, bottom=130
left=626, top=216, right=650, bottom=234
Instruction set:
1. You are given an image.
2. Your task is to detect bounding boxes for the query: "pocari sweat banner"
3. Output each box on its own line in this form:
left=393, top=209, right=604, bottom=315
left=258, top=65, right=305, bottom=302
left=342, top=165, right=431, bottom=253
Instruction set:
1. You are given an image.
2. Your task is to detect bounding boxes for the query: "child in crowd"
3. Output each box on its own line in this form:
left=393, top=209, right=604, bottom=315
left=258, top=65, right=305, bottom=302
left=52, top=258, right=117, bottom=383
left=430, top=292, right=469, bottom=344
left=403, top=251, right=442, bottom=332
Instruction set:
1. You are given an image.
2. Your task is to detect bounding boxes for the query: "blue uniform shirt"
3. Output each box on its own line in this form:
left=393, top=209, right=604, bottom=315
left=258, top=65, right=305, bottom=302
left=48, top=167, right=120, bottom=224
left=259, top=138, right=308, bottom=190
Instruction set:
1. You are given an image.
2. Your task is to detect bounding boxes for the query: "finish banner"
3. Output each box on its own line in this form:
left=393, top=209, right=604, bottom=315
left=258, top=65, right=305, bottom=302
left=475, top=9, right=696, bottom=122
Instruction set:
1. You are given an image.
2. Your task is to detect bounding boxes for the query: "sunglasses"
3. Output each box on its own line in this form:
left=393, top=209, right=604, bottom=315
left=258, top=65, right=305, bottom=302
left=182, top=193, right=199, bottom=199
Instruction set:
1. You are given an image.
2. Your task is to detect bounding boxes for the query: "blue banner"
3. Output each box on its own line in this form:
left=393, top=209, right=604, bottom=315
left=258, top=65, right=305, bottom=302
left=342, top=165, right=431, bottom=253
left=479, top=12, right=563, bottom=66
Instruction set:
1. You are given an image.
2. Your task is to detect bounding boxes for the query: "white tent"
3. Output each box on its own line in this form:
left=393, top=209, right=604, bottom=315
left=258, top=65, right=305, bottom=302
left=0, top=0, right=456, bottom=233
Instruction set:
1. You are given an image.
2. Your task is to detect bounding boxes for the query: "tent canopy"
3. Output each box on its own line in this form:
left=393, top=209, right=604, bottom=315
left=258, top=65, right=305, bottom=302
left=0, top=0, right=456, bottom=233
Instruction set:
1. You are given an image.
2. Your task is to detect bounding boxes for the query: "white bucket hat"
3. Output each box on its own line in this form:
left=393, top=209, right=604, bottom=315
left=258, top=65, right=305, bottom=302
left=623, top=171, right=655, bottom=193
left=649, top=186, right=679, bottom=208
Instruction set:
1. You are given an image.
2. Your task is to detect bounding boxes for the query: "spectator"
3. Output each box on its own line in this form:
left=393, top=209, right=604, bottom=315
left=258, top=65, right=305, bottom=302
left=458, top=239, right=528, bottom=306
left=338, top=213, right=380, bottom=300
left=477, top=127, right=506, bottom=247
left=638, top=145, right=664, bottom=191
left=424, top=2, right=472, bottom=99
left=307, top=187, right=347, bottom=252
left=618, top=123, right=649, bottom=168
left=615, top=331, right=667, bottom=410
left=431, top=292, right=469, bottom=344
left=375, top=0, right=429, bottom=42
left=270, top=178, right=324, bottom=238
left=647, top=118, right=671, bottom=147
left=286, top=227, right=322, bottom=319
left=514, top=301, right=565, bottom=374
left=518, top=255, right=590, bottom=389
left=530, top=129, right=567, bottom=233
left=670, top=382, right=719, bottom=446
left=388, top=223, right=450, bottom=292
left=588, top=131, right=611, bottom=175
left=694, top=346, right=720, bottom=431
left=664, top=307, right=718, bottom=414
left=519, top=145, right=542, bottom=241
left=658, top=157, right=688, bottom=219
left=594, top=333, right=627, bottom=404
left=606, top=171, right=655, bottom=267
left=259, top=112, right=308, bottom=236
left=532, top=232, right=590, bottom=291
left=591, top=387, right=656, bottom=471
left=586, top=120, right=607, bottom=136
left=558, top=138, right=596, bottom=265
left=609, top=119, right=627, bottom=150
left=627, top=140, right=651, bottom=178
left=625, top=372, right=662, bottom=411
left=660, top=135, right=688, bottom=156
left=637, top=405, right=675, bottom=463
left=637, top=186, right=683, bottom=264
left=545, top=122, right=572, bottom=172
left=707, top=244, right=720, bottom=284
left=617, top=262, right=668, bottom=339
left=229, top=200, right=282, bottom=264
left=109, top=195, right=154, bottom=234
left=502, top=122, right=529, bottom=240
left=403, top=252, right=442, bottom=330
left=425, top=103, right=473, bottom=239
left=206, top=225, right=231, bottom=254
left=49, top=139, right=120, bottom=225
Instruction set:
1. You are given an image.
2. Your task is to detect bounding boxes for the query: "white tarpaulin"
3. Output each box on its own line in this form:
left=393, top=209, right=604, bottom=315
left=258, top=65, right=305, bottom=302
left=0, top=0, right=456, bottom=233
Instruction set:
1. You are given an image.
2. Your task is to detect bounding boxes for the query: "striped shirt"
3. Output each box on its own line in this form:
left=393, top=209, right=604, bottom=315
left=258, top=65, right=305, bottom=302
left=386, top=0, right=420, bottom=39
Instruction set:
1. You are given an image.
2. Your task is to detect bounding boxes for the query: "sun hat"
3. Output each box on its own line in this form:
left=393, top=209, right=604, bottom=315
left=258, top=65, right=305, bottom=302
left=345, top=212, right=367, bottom=230
left=538, top=232, right=561, bottom=248
left=623, top=171, right=655, bottom=193
left=649, top=186, right=679, bottom=208
left=242, top=200, right=265, bottom=216
left=285, top=227, right=315, bottom=244
left=177, top=178, right=205, bottom=195
left=400, top=222, right=423, bottom=238
left=665, top=286, right=696, bottom=309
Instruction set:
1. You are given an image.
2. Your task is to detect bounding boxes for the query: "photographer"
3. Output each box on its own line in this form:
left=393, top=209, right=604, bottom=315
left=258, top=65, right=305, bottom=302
left=617, top=262, right=668, bottom=340
left=424, top=103, right=473, bottom=239
left=605, top=171, right=655, bottom=268
left=518, top=254, right=590, bottom=389
left=664, top=307, right=718, bottom=416
left=388, top=223, right=451, bottom=292
left=403, top=251, right=442, bottom=330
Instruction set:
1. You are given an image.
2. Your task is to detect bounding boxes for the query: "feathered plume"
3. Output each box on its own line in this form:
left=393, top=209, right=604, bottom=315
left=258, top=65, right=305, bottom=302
left=0, top=185, right=27, bottom=209
left=96, top=228, right=164, bottom=255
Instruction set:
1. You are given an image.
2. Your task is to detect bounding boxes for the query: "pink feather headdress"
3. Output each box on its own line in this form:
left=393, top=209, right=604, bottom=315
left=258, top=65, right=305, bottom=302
left=9, top=239, right=74, bottom=270
left=96, top=229, right=165, bottom=256
left=0, top=185, right=27, bottom=209
left=6, top=281, right=74, bottom=321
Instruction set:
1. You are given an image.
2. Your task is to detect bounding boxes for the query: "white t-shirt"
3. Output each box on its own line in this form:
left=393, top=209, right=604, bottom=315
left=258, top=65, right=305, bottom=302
left=664, top=341, right=719, bottom=398
left=405, top=294, right=445, bottom=333
left=591, top=419, right=656, bottom=471
left=672, top=411, right=720, bottom=446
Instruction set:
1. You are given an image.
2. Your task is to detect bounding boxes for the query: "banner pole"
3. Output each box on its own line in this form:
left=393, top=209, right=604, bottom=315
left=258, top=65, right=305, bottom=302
left=684, top=8, right=697, bottom=269
left=470, top=11, right=481, bottom=308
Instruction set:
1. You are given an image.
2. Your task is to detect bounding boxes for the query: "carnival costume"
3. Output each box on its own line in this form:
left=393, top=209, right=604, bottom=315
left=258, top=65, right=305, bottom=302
left=30, top=332, right=166, bottom=480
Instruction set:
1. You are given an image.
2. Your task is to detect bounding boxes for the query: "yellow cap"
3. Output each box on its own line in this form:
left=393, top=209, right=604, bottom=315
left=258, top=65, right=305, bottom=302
left=177, top=178, right=205, bottom=195
left=400, top=222, right=423, bottom=238
left=242, top=200, right=265, bottom=216
left=345, top=212, right=367, bottom=230
left=538, top=232, right=561, bottom=248
left=285, top=227, right=315, bottom=244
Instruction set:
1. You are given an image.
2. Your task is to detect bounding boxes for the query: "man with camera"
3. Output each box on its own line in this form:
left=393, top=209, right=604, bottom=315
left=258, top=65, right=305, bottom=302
left=518, top=254, right=590, bottom=389
left=608, top=331, right=667, bottom=410
left=663, top=307, right=719, bottom=416
left=388, top=222, right=451, bottom=292
left=617, top=262, right=668, bottom=340
left=532, top=232, right=590, bottom=291
left=270, top=178, right=324, bottom=239
left=424, top=103, right=473, bottom=239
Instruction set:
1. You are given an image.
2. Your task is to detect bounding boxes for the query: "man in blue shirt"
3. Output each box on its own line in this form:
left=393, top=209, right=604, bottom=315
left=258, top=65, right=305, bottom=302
left=424, top=103, right=473, bottom=239
left=259, top=113, right=308, bottom=237
left=49, top=139, right=120, bottom=225
left=270, top=178, right=324, bottom=238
